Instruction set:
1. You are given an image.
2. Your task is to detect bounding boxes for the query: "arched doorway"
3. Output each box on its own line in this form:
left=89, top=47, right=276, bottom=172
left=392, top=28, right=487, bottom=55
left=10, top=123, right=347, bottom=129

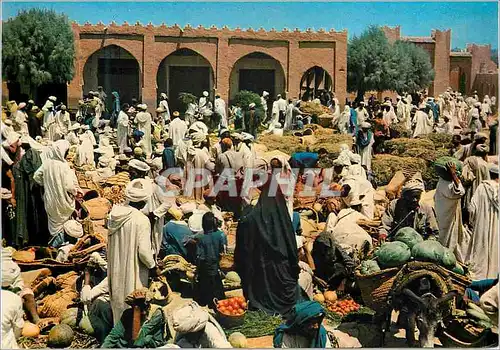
left=300, top=66, right=333, bottom=101
left=229, top=52, right=285, bottom=107
left=157, top=48, right=214, bottom=113
left=83, top=45, right=140, bottom=108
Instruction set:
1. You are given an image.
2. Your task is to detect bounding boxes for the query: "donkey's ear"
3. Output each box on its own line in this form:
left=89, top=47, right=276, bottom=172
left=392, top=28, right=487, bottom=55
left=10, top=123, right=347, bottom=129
left=403, top=288, right=425, bottom=307
left=438, top=290, right=459, bottom=304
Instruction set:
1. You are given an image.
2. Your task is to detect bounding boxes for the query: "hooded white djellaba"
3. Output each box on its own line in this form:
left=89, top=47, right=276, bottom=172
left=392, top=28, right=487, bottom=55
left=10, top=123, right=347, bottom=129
left=33, top=140, right=79, bottom=237
left=107, top=179, right=156, bottom=324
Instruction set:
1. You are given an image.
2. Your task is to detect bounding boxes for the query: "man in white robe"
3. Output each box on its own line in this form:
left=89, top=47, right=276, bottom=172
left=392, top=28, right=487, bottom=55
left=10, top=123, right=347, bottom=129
left=1, top=119, right=15, bottom=139
left=261, top=91, right=269, bottom=122
left=412, top=108, right=434, bottom=138
left=462, top=144, right=490, bottom=210
left=42, top=96, right=56, bottom=126
left=435, top=161, right=471, bottom=263
left=284, top=98, right=303, bottom=131
left=55, top=105, right=71, bottom=136
left=214, top=93, right=227, bottom=129
left=76, top=126, right=96, bottom=167
left=277, top=94, right=287, bottom=123
left=107, top=179, right=159, bottom=324
left=468, top=165, right=499, bottom=280
left=158, top=93, right=171, bottom=123
left=396, top=96, right=404, bottom=122
left=116, top=106, right=129, bottom=153
left=66, top=123, right=81, bottom=146
left=169, top=112, right=188, bottom=147
left=134, top=104, right=152, bottom=157
left=357, top=122, right=374, bottom=171
left=33, top=140, right=81, bottom=245
left=355, top=102, right=368, bottom=127
left=13, top=102, right=29, bottom=135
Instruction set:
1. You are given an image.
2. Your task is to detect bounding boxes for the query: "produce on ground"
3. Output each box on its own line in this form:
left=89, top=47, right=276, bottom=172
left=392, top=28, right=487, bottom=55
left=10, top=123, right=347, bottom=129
left=359, top=260, right=381, bottom=275
left=223, top=310, right=282, bottom=338
left=47, top=324, right=75, bottom=348
left=217, top=296, right=248, bottom=316
left=326, top=298, right=360, bottom=317
left=228, top=332, right=248, bottom=348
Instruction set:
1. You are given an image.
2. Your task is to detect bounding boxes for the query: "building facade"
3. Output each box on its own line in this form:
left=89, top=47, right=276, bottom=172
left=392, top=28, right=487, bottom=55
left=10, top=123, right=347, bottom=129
left=383, top=26, right=498, bottom=99
left=65, top=22, right=347, bottom=112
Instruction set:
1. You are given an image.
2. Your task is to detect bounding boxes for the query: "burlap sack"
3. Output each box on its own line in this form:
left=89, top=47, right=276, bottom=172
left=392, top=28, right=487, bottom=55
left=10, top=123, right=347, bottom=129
left=38, top=289, right=78, bottom=318
left=82, top=197, right=112, bottom=220
left=55, top=271, right=79, bottom=291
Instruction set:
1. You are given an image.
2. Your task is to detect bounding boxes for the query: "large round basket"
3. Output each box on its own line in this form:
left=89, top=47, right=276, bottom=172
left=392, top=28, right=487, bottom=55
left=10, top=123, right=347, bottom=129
left=214, top=299, right=246, bottom=329
left=355, top=267, right=400, bottom=313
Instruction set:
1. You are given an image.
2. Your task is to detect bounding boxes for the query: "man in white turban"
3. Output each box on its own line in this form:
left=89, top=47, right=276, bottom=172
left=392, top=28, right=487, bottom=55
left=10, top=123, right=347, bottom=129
left=107, top=178, right=160, bottom=324
left=158, top=93, right=171, bottom=123
left=214, top=93, right=227, bottom=129
left=169, top=111, right=188, bottom=147
left=261, top=91, right=270, bottom=121
left=134, top=104, right=152, bottom=157
left=33, top=139, right=82, bottom=246
left=13, top=102, right=29, bottom=135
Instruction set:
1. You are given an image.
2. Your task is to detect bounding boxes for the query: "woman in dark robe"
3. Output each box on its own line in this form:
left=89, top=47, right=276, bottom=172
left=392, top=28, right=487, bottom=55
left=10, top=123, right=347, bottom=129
left=235, top=174, right=300, bottom=316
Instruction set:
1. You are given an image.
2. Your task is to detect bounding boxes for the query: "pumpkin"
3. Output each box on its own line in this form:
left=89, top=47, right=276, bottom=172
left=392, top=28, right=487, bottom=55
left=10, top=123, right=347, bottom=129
left=47, top=324, right=74, bottom=348
left=60, top=308, right=79, bottom=328
left=79, top=315, right=95, bottom=335
left=313, top=293, right=325, bottom=303
left=22, top=322, right=40, bottom=338
left=228, top=332, right=248, bottom=348
left=323, top=291, right=338, bottom=303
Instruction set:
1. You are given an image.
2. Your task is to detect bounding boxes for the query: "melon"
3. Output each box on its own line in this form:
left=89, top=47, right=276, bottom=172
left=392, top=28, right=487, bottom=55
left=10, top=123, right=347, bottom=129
left=47, top=324, right=74, bottom=348
left=313, top=293, right=325, bottom=303
left=324, top=290, right=338, bottom=303
left=228, top=332, right=248, bottom=348
left=22, top=322, right=40, bottom=338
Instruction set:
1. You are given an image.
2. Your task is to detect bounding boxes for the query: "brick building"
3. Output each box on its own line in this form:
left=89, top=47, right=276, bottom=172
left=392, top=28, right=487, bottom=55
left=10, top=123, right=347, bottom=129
left=54, top=22, right=347, bottom=113
left=383, top=26, right=498, bottom=99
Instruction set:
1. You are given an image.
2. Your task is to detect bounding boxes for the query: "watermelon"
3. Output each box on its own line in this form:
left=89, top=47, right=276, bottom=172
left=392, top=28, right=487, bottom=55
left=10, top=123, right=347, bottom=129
left=411, top=240, right=445, bottom=264
left=360, top=260, right=381, bottom=275
left=434, top=156, right=463, bottom=181
left=376, top=241, right=411, bottom=268
left=452, top=263, right=465, bottom=275
left=393, top=227, right=424, bottom=249
left=441, top=248, right=457, bottom=268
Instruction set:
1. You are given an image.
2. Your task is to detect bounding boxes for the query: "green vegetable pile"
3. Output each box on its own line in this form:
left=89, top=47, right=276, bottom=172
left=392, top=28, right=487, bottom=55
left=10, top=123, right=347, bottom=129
left=375, top=241, right=411, bottom=268
left=223, top=310, right=282, bottom=338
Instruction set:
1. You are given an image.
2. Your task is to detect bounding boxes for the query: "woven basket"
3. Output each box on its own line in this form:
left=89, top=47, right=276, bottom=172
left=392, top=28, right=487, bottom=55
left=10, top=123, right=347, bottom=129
left=220, top=254, right=235, bottom=272
left=38, top=288, right=78, bottom=318
left=213, top=298, right=246, bottom=329
left=355, top=267, right=400, bottom=312
left=55, top=271, right=79, bottom=291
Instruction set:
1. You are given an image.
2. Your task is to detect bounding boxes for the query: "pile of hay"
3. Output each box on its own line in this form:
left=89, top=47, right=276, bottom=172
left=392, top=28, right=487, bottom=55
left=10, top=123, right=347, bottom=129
left=422, top=133, right=453, bottom=149
left=372, top=155, right=427, bottom=187
left=384, top=138, right=435, bottom=156
left=299, top=101, right=331, bottom=116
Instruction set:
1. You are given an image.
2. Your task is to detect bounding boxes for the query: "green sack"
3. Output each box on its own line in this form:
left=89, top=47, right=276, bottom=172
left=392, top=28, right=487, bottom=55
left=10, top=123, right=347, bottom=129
left=360, top=260, right=381, bottom=275
left=376, top=241, right=411, bottom=268
left=393, top=227, right=424, bottom=249
left=411, top=240, right=445, bottom=264
left=434, top=156, right=463, bottom=181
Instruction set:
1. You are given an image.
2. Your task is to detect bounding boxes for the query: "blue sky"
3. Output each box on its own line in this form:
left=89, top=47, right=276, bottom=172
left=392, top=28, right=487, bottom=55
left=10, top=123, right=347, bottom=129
left=2, top=1, right=498, bottom=49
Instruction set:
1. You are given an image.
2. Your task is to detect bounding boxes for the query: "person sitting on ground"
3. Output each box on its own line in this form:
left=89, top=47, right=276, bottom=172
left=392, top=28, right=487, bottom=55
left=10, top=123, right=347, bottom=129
left=289, top=148, right=328, bottom=170
left=379, top=172, right=439, bottom=241
left=273, top=301, right=336, bottom=348
left=172, top=301, right=231, bottom=348
left=2, top=247, right=41, bottom=327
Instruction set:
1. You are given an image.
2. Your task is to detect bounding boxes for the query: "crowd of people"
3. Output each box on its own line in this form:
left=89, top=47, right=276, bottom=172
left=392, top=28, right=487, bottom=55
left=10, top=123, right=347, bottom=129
left=1, top=84, right=498, bottom=348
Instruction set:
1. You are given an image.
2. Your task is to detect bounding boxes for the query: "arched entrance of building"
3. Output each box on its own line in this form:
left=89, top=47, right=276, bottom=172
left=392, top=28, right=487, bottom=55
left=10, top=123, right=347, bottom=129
left=299, top=66, right=333, bottom=101
left=157, top=48, right=214, bottom=114
left=83, top=45, right=140, bottom=108
left=229, top=52, right=285, bottom=109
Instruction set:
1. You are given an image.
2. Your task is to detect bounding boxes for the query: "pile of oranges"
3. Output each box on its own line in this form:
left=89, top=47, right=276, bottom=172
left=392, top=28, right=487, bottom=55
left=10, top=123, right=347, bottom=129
left=217, top=296, right=247, bottom=316
left=326, top=298, right=360, bottom=316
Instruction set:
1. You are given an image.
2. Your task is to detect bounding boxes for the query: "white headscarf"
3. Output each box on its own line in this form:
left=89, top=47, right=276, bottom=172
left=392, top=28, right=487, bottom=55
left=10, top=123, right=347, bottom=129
left=125, top=178, right=153, bottom=203
left=50, top=139, right=70, bottom=162
left=63, top=220, right=84, bottom=238
left=2, top=248, right=21, bottom=288
left=172, top=301, right=209, bottom=333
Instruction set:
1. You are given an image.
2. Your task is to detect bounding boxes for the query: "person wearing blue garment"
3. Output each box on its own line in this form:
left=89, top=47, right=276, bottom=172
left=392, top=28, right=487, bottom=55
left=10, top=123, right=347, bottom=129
left=160, top=219, right=193, bottom=259
left=110, top=91, right=120, bottom=128
left=161, top=138, right=176, bottom=172
left=289, top=148, right=328, bottom=169
left=465, top=277, right=499, bottom=303
left=194, top=212, right=227, bottom=308
left=349, top=104, right=358, bottom=134
left=273, top=301, right=335, bottom=348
